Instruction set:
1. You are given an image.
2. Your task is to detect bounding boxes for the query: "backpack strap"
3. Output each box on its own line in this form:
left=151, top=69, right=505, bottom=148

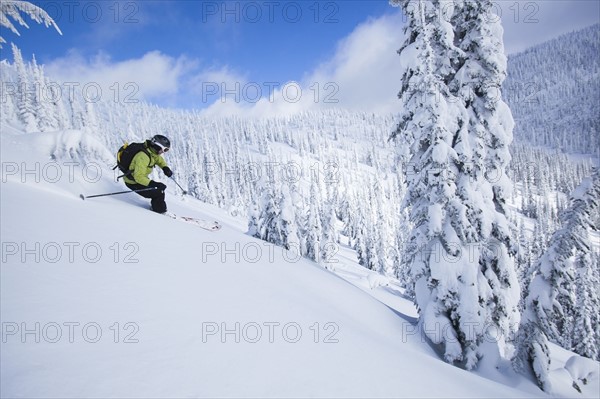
left=140, top=142, right=153, bottom=168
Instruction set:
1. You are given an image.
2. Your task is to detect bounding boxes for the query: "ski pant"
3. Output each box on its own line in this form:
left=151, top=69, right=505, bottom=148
left=125, top=182, right=167, bottom=213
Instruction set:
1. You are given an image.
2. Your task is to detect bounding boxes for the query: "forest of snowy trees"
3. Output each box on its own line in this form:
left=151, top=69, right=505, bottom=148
left=0, top=2, right=598, bottom=394
left=504, top=23, right=599, bottom=156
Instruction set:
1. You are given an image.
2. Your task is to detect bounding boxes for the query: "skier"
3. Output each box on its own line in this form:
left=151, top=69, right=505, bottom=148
left=123, top=135, right=173, bottom=214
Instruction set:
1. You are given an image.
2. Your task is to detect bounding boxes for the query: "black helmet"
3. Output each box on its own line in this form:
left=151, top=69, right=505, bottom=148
left=150, top=135, right=170, bottom=153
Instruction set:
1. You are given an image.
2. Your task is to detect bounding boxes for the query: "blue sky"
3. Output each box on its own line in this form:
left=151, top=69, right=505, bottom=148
left=3, top=1, right=393, bottom=81
left=1, top=0, right=599, bottom=115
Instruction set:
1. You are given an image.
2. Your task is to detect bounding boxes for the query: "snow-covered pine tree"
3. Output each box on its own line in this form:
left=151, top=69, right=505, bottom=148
left=514, top=169, right=600, bottom=390
left=30, top=55, right=58, bottom=132
left=320, top=200, right=338, bottom=267
left=352, top=193, right=369, bottom=268
left=339, top=175, right=356, bottom=244
left=46, top=75, right=69, bottom=130
left=449, top=0, right=521, bottom=359
left=247, top=201, right=261, bottom=239
left=11, top=43, right=36, bottom=132
left=363, top=176, right=380, bottom=272
left=290, top=182, right=308, bottom=258
left=573, top=251, right=599, bottom=361
left=374, top=176, right=398, bottom=277
left=278, top=181, right=301, bottom=253
left=390, top=0, right=519, bottom=369
left=305, top=176, right=323, bottom=262
left=0, top=66, right=17, bottom=126
left=248, top=175, right=303, bottom=256
left=391, top=0, right=468, bottom=362
left=201, top=135, right=219, bottom=205
left=68, top=91, right=85, bottom=130
left=248, top=177, right=281, bottom=244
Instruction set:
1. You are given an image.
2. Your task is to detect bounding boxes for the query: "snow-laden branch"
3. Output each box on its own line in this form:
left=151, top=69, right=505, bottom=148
left=0, top=0, right=62, bottom=47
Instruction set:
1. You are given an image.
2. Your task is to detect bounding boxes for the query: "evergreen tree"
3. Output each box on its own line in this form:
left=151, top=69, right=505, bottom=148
left=390, top=0, right=519, bottom=369
left=0, top=75, right=17, bottom=125
left=450, top=0, right=521, bottom=359
left=249, top=178, right=280, bottom=245
left=515, top=169, right=600, bottom=390
left=11, top=43, right=36, bottom=132
left=353, top=196, right=369, bottom=268
left=278, top=181, right=301, bottom=253
left=573, top=252, right=599, bottom=361
left=68, top=92, right=85, bottom=130
left=47, top=76, right=69, bottom=130
left=305, top=177, right=323, bottom=263
left=31, top=55, right=57, bottom=132
left=320, top=200, right=338, bottom=267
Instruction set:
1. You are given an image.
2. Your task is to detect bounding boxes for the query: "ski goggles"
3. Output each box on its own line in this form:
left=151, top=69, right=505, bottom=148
left=153, top=141, right=170, bottom=153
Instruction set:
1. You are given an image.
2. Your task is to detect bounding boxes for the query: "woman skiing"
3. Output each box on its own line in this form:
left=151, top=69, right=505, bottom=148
left=123, top=135, right=173, bottom=213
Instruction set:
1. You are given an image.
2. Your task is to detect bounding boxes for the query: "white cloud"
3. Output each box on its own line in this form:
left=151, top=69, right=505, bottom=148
left=42, top=49, right=252, bottom=112
left=305, top=13, right=404, bottom=113
left=44, top=50, right=197, bottom=105
left=199, top=11, right=406, bottom=118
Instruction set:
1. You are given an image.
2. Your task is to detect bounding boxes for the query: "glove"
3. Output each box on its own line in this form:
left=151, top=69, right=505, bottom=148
left=162, top=166, right=173, bottom=178
left=149, top=180, right=167, bottom=192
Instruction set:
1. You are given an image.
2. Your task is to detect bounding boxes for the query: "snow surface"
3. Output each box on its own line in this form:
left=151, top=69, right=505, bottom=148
left=1, top=128, right=598, bottom=398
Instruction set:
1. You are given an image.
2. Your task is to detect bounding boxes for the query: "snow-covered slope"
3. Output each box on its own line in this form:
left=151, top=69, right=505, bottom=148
left=2, top=129, right=598, bottom=398
left=504, top=23, right=599, bottom=155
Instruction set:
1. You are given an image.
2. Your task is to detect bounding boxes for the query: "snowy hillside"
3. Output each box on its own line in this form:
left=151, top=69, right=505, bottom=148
left=1, top=76, right=598, bottom=397
left=2, top=3, right=600, bottom=397
left=504, top=23, right=600, bottom=155
left=2, top=125, right=598, bottom=398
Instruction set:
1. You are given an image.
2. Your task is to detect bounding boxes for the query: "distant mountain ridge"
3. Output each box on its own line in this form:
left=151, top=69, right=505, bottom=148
left=504, top=23, right=599, bottom=156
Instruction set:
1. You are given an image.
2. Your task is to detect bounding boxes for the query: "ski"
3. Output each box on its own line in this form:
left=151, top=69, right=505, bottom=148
left=164, top=212, right=222, bottom=232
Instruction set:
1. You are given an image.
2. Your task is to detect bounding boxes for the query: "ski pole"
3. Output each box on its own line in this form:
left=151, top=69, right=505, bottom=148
left=80, top=187, right=157, bottom=200
left=170, top=176, right=188, bottom=195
